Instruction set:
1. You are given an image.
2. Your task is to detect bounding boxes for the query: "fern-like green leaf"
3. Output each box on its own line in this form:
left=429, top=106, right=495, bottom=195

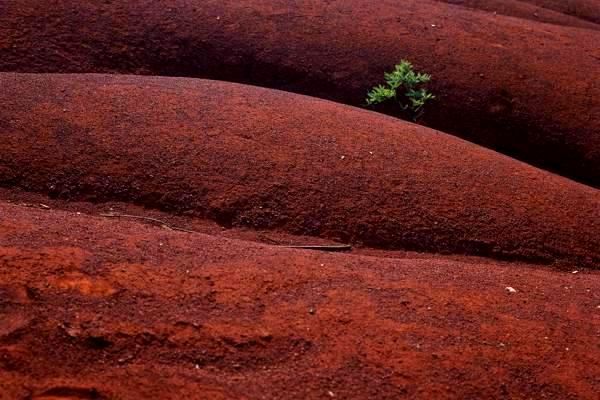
left=366, top=60, right=434, bottom=120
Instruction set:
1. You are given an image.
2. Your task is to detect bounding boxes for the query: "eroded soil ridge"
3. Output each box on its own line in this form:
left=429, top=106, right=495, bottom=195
left=1, top=73, right=598, bottom=268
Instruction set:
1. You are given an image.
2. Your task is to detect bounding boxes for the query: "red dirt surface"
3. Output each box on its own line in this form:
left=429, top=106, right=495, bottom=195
left=519, top=0, right=600, bottom=23
left=437, top=0, right=600, bottom=28
left=1, top=73, right=599, bottom=268
left=1, top=1, right=598, bottom=398
left=1, top=201, right=600, bottom=399
left=1, top=0, right=599, bottom=186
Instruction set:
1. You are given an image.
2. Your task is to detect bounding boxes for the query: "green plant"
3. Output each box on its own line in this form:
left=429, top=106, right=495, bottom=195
left=366, top=60, right=434, bottom=120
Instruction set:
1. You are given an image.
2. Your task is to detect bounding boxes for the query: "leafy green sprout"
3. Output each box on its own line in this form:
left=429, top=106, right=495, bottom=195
left=366, top=60, right=435, bottom=120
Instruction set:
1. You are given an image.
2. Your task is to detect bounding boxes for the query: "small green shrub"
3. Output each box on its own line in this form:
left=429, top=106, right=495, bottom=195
left=366, top=60, right=435, bottom=120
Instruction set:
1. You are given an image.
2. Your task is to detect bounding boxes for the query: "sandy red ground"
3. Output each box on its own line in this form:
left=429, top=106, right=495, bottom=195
left=1, top=202, right=600, bottom=399
left=0, top=0, right=599, bottom=186
left=436, top=0, right=600, bottom=27
left=1, top=73, right=599, bottom=267
left=1, top=1, right=599, bottom=399
left=519, top=0, right=600, bottom=23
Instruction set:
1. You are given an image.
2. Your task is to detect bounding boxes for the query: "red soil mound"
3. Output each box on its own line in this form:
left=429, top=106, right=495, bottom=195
left=1, top=0, right=599, bottom=186
left=1, top=201, right=599, bottom=399
left=1, top=73, right=599, bottom=268
left=520, top=0, right=600, bottom=23
left=435, top=0, right=600, bottom=29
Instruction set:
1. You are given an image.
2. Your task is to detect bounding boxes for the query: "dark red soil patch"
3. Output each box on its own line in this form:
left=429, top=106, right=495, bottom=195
left=1, top=73, right=599, bottom=268
left=1, top=0, right=599, bottom=186
left=1, top=201, right=599, bottom=399
left=519, top=0, right=600, bottom=24
left=0, top=187, right=355, bottom=252
left=437, top=0, right=600, bottom=28
left=0, top=187, right=519, bottom=266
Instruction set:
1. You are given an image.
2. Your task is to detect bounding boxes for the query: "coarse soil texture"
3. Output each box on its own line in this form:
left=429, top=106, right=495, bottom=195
left=1, top=73, right=599, bottom=268
left=436, top=0, right=600, bottom=28
left=1, top=201, right=599, bottom=400
left=0, top=0, right=599, bottom=185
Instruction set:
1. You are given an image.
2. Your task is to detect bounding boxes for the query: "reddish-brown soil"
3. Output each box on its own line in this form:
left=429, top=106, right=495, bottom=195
left=519, top=0, right=600, bottom=23
left=1, top=201, right=600, bottom=399
left=1, top=0, right=599, bottom=186
left=437, top=0, right=600, bottom=28
left=1, top=73, right=599, bottom=268
left=1, top=1, right=599, bottom=397
left=0, top=187, right=544, bottom=268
